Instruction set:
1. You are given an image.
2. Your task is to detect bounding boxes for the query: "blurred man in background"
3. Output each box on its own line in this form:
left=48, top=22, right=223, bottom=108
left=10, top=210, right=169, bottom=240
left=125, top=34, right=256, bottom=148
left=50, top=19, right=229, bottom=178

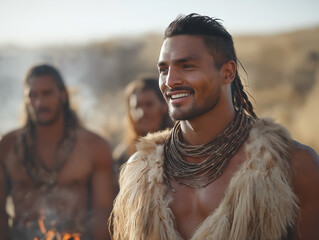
left=113, top=76, right=173, bottom=191
left=111, top=14, right=319, bottom=240
left=0, top=64, right=114, bottom=240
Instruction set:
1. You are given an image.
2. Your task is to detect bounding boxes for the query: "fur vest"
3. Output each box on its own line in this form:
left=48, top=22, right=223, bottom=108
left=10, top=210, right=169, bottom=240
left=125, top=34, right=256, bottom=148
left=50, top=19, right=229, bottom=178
left=111, top=118, right=298, bottom=240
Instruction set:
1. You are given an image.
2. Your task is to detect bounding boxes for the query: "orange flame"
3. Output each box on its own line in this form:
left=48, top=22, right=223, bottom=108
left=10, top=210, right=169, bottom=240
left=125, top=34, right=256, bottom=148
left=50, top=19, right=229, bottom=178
left=45, top=231, right=55, bottom=240
left=38, top=219, right=47, bottom=234
left=34, top=218, right=81, bottom=240
left=62, top=233, right=81, bottom=240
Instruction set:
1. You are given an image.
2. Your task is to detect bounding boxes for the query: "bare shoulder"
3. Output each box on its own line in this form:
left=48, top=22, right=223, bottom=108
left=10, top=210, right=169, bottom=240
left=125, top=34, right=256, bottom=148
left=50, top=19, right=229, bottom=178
left=0, top=129, right=23, bottom=161
left=290, top=141, right=319, bottom=178
left=290, top=141, right=319, bottom=204
left=0, top=129, right=23, bottom=144
left=290, top=142, right=319, bottom=239
left=77, top=127, right=110, bottom=145
left=76, top=127, right=112, bottom=165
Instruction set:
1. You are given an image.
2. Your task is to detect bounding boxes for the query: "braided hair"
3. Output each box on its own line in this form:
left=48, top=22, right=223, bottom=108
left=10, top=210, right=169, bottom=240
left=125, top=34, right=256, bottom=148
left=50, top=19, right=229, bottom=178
left=164, top=13, right=257, bottom=118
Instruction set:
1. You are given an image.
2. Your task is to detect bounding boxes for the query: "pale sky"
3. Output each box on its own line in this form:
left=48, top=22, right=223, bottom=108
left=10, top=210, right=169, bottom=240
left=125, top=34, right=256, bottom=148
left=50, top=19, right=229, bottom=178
left=1, top=0, right=319, bottom=47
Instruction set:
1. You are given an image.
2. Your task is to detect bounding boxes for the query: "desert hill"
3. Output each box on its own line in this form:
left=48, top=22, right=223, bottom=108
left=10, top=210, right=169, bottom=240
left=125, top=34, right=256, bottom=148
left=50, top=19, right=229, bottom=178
left=0, top=27, right=318, bottom=150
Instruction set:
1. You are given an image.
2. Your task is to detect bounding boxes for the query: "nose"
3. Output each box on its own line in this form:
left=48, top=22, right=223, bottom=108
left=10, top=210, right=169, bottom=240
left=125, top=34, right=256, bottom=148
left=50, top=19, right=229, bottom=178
left=32, top=95, right=48, bottom=111
left=33, top=96, right=43, bottom=108
left=165, top=67, right=183, bottom=89
left=131, top=107, right=144, bottom=121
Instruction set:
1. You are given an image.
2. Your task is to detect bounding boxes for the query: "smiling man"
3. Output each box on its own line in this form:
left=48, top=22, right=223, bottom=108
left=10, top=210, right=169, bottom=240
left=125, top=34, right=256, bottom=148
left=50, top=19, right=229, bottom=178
left=111, top=14, right=319, bottom=240
left=0, top=64, right=114, bottom=240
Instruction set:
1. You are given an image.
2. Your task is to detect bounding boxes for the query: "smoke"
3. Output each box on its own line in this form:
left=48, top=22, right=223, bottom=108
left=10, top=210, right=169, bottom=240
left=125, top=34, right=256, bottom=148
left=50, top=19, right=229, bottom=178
left=1, top=30, right=319, bottom=152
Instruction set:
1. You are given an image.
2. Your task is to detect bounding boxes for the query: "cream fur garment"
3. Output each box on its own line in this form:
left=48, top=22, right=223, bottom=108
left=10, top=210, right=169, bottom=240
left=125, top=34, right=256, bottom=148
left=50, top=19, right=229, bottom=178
left=111, top=118, right=298, bottom=240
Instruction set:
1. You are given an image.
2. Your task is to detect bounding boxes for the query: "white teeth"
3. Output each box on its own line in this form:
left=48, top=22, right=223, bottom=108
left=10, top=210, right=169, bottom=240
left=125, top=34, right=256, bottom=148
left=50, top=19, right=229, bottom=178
left=171, top=93, right=190, bottom=99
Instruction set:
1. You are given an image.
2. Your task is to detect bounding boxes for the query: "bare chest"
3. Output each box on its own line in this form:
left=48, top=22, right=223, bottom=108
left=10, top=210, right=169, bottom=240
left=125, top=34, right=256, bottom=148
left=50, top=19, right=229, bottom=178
left=4, top=144, right=94, bottom=223
left=4, top=143, right=93, bottom=191
left=169, top=149, right=246, bottom=239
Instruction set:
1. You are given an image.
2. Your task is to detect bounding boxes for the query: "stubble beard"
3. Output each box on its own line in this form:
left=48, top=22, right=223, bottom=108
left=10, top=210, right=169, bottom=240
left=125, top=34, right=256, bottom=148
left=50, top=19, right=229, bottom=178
left=36, top=110, right=63, bottom=126
left=169, top=89, right=221, bottom=121
left=30, top=104, right=64, bottom=127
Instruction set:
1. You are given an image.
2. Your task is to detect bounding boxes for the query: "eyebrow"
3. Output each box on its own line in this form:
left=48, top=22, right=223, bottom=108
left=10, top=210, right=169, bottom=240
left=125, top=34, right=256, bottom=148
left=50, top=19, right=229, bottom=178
left=157, top=56, right=198, bottom=67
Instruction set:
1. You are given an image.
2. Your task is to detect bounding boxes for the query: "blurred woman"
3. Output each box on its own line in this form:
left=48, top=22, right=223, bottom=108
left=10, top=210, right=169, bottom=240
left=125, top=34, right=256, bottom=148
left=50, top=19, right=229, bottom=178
left=113, top=76, right=173, bottom=189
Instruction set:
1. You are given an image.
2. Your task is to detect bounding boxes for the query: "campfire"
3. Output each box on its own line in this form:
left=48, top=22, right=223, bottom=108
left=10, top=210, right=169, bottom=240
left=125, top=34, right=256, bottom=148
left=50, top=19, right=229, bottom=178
left=33, top=219, right=81, bottom=240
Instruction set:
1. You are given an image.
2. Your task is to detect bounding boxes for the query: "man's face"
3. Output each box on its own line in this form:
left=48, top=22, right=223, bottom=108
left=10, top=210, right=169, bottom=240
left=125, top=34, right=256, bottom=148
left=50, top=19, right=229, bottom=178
left=129, top=89, right=167, bottom=136
left=157, top=35, right=223, bottom=121
left=25, top=75, right=66, bottom=126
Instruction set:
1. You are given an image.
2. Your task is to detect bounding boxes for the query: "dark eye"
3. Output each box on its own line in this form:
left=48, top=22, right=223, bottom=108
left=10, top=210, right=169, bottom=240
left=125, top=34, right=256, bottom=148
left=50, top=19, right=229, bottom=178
left=29, top=92, right=36, bottom=99
left=159, top=67, right=168, bottom=75
left=183, top=64, right=194, bottom=70
left=43, top=90, right=53, bottom=96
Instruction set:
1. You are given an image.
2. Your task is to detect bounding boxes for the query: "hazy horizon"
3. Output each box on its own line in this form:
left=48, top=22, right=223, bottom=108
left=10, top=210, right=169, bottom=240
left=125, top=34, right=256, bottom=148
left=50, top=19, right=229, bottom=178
left=1, top=0, right=319, bottom=47
left=1, top=1, right=319, bottom=151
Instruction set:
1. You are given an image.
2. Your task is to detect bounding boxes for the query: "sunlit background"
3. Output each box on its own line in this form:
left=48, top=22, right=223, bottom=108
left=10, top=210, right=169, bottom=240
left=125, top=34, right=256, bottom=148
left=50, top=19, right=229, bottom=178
left=1, top=0, right=319, bottom=151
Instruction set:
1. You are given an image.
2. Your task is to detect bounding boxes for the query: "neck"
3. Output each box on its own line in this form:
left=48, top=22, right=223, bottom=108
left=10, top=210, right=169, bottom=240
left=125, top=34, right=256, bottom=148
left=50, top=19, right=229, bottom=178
left=180, top=101, right=235, bottom=145
left=34, top=115, right=65, bottom=145
left=164, top=107, right=251, bottom=188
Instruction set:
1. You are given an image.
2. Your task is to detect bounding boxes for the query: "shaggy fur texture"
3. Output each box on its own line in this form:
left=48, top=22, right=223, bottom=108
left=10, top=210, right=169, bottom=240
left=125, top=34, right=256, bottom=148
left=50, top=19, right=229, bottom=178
left=111, top=118, right=298, bottom=240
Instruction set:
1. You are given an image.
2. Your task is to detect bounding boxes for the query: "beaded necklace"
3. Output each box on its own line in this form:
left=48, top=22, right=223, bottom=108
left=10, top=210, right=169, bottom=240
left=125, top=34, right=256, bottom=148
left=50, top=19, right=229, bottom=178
left=164, top=109, right=251, bottom=190
left=15, top=124, right=76, bottom=193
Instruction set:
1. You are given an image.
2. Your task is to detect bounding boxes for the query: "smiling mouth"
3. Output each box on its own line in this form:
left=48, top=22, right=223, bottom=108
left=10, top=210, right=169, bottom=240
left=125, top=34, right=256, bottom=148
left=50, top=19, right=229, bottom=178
left=170, top=93, right=191, bottom=99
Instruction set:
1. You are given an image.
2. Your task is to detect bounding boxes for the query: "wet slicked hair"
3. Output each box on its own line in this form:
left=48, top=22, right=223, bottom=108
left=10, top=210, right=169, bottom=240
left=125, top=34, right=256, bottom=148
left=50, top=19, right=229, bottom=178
left=24, top=64, right=79, bottom=129
left=164, top=13, right=256, bottom=118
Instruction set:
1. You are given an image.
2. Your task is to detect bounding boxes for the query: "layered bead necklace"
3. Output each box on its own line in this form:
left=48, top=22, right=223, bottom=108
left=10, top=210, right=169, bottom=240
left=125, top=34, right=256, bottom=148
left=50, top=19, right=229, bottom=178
left=15, top=124, right=76, bottom=193
left=164, top=108, right=252, bottom=190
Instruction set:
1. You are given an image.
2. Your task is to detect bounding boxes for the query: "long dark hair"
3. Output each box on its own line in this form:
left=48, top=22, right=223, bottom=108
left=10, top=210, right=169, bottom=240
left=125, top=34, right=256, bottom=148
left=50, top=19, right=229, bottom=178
left=164, top=13, right=257, bottom=118
left=24, top=64, right=79, bottom=130
left=125, top=76, right=173, bottom=154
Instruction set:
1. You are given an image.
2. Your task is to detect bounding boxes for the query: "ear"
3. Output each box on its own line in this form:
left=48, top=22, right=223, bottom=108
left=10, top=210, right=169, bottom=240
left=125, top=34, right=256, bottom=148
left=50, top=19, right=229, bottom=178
left=221, top=60, right=236, bottom=85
